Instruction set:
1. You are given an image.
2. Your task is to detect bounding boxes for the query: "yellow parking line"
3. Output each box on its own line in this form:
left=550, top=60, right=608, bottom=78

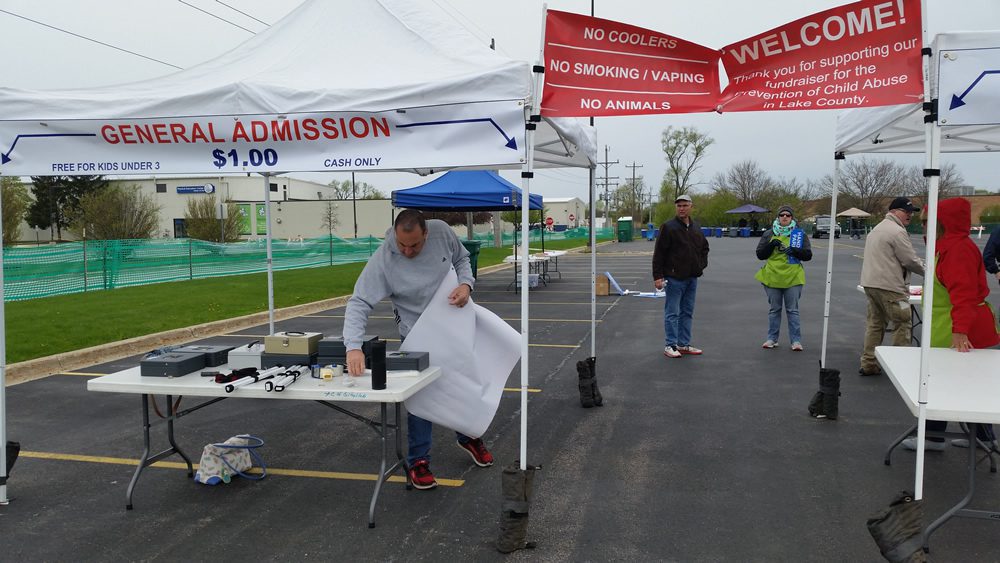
left=18, top=451, right=464, bottom=487
left=503, top=387, right=541, bottom=393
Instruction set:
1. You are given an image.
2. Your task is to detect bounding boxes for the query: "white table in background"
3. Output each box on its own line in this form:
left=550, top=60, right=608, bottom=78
left=875, top=346, right=1000, bottom=549
left=538, top=250, right=567, bottom=279
left=503, top=253, right=550, bottom=290
left=88, top=364, right=441, bottom=527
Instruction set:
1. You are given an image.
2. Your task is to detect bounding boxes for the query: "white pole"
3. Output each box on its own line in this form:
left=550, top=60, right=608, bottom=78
left=516, top=4, right=547, bottom=471
left=820, top=155, right=842, bottom=369
left=0, top=171, right=8, bottom=504
left=590, top=166, right=597, bottom=359
left=263, top=173, right=276, bottom=335
left=914, top=0, right=936, bottom=500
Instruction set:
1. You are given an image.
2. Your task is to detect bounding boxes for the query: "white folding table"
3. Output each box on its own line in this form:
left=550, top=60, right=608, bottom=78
left=875, top=346, right=1000, bottom=547
left=88, top=365, right=441, bottom=527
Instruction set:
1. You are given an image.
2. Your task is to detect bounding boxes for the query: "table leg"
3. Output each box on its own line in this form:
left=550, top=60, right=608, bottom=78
left=923, top=424, right=979, bottom=550
left=910, top=305, right=922, bottom=346
left=125, top=394, right=198, bottom=510
left=883, top=424, right=917, bottom=466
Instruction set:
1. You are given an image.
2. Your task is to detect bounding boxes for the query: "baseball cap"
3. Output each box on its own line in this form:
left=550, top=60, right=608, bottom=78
left=888, top=197, right=920, bottom=213
left=675, top=194, right=693, bottom=203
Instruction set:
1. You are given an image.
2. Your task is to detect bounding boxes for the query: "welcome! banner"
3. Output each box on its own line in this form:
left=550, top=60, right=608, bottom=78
left=541, top=10, right=720, bottom=117
left=718, top=0, right=923, bottom=112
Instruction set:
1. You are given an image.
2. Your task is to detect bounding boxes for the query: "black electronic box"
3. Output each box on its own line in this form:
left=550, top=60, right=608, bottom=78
left=140, top=352, right=206, bottom=377
left=386, top=351, right=429, bottom=371
left=171, top=345, right=235, bottom=367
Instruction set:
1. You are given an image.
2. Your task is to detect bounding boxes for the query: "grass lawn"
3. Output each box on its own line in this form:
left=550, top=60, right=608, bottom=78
left=7, top=236, right=610, bottom=364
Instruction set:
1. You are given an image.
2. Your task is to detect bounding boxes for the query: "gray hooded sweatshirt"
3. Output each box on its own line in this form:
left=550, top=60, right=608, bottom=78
left=342, top=219, right=474, bottom=351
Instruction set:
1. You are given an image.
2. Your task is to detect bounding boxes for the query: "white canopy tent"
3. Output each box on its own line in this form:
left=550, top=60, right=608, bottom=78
left=829, top=29, right=1000, bottom=500
left=0, top=0, right=597, bottom=503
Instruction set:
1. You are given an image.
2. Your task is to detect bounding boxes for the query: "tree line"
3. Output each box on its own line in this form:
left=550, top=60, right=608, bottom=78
left=604, top=126, right=979, bottom=228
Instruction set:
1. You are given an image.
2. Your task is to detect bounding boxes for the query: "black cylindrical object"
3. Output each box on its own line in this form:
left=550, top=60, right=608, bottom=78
left=371, top=341, right=386, bottom=390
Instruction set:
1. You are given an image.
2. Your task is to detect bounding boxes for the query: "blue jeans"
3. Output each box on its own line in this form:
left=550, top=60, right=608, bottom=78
left=663, top=276, right=698, bottom=347
left=407, top=413, right=473, bottom=466
left=764, top=284, right=802, bottom=344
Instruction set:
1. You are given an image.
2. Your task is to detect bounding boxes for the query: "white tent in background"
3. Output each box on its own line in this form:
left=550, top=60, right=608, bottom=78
left=830, top=30, right=1000, bottom=507
left=0, top=0, right=596, bottom=503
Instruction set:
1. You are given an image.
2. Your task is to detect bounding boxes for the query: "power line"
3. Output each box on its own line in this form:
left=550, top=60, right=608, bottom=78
left=0, top=8, right=183, bottom=69
left=177, top=0, right=256, bottom=33
left=215, top=0, right=271, bottom=26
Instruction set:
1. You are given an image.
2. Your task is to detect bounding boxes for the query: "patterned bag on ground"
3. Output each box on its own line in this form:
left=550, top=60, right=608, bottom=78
left=194, top=435, right=267, bottom=485
left=866, top=490, right=926, bottom=562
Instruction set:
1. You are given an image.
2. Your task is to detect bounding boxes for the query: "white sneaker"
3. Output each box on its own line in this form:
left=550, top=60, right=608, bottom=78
left=791, top=342, right=803, bottom=352
left=762, top=340, right=777, bottom=349
left=901, top=437, right=947, bottom=452
left=663, top=345, right=682, bottom=358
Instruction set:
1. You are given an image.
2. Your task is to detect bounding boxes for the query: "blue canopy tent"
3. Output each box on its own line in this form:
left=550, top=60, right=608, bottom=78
left=391, top=170, right=542, bottom=211
left=725, top=203, right=769, bottom=236
left=724, top=204, right=769, bottom=214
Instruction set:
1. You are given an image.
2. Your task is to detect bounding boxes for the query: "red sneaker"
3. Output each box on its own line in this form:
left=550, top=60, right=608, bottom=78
left=407, top=459, right=437, bottom=490
left=678, top=345, right=703, bottom=355
left=457, top=438, right=494, bottom=467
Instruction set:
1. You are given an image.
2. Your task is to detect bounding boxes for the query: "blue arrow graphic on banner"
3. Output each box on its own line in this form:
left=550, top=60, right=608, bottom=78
left=949, top=70, right=1000, bottom=110
left=396, top=118, right=518, bottom=150
left=2, top=133, right=98, bottom=164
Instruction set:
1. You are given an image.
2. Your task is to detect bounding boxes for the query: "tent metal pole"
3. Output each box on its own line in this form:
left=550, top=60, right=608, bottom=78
left=0, top=171, right=8, bottom=504
left=914, top=0, right=935, bottom=501
left=820, top=154, right=843, bottom=369
left=590, top=166, right=596, bottom=359
left=263, top=172, right=276, bottom=335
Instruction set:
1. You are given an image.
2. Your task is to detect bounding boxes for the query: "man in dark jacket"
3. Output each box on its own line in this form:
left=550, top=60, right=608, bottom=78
left=985, top=225, right=1000, bottom=287
left=652, top=194, right=710, bottom=358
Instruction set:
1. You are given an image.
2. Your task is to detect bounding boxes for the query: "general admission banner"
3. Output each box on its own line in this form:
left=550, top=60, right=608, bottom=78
left=542, top=0, right=923, bottom=117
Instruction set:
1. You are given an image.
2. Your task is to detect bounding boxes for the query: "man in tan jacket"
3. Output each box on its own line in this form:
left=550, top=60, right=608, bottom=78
left=859, top=197, right=926, bottom=375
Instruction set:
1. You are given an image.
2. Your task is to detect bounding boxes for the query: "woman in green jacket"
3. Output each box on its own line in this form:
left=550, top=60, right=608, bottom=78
left=755, top=205, right=812, bottom=350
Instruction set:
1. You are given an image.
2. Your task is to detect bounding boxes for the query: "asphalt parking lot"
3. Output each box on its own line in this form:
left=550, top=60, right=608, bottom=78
left=3, top=234, right=999, bottom=561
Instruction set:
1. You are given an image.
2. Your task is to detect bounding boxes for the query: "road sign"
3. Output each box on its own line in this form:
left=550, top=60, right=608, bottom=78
left=569, top=213, right=576, bottom=221
left=545, top=217, right=554, bottom=226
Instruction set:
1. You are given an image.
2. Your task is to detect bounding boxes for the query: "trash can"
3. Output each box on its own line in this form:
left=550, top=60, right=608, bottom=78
left=617, top=217, right=633, bottom=242
left=701, top=227, right=712, bottom=237
left=740, top=227, right=751, bottom=237
left=729, top=227, right=739, bottom=237
left=640, top=228, right=648, bottom=240
left=714, top=227, right=723, bottom=238
left=461, top=240, right=483, bottom=279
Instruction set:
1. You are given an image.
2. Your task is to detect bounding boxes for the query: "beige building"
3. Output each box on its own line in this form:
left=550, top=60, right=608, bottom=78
left=543, top=197, right=587, bottom=229
left=19, top=175, right=395, bottom=242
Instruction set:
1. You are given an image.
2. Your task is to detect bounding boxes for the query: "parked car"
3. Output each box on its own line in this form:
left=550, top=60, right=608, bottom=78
left=813, top=215, right=841, bottom=239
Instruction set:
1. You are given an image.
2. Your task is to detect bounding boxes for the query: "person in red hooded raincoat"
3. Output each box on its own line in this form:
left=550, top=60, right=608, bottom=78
left=903, top=197, right=1000, bottom=451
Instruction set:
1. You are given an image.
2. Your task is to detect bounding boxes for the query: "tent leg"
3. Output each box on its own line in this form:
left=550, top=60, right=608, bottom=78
left=262, top=173, right=275, bottom=335
left=0, top=172, right=8, bottom=504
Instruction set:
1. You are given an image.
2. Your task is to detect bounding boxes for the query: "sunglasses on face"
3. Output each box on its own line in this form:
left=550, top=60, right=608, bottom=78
left=778, top=213, right=792, bottom=218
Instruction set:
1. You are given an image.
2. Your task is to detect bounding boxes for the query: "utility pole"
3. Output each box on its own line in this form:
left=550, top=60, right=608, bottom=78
left=597, top=145, right=618, bottom=224
left=625, top=162, right=643, bottom=222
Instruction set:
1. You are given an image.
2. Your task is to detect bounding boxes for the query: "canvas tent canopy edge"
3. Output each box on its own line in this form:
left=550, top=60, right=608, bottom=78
left=392, top=170, right=543, bottom=211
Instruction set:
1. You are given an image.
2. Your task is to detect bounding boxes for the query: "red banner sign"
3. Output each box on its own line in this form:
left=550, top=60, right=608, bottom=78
left=541, top=10, right=720, bottom=117
left=718, top=0, right=923, bottom=112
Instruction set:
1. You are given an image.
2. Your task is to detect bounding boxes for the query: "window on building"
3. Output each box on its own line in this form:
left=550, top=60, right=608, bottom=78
left=156, top=183, right=167, bottom=193
left=269, top=183, right=278, bottom=192
left=173, top=218, right=187, bottom=238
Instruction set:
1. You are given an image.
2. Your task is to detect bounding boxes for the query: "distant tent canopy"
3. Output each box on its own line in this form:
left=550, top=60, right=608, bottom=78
left=725, top=204, right=769, bottom=214
left=391, top=170, right=542, bottom=211
left=836, top=207, right=872, bottom=218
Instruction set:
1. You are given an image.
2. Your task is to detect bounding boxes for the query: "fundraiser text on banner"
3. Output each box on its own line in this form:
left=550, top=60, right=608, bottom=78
left=719, top=0, right=922, bottom=112
left=541, top=10, right=720, bottom=117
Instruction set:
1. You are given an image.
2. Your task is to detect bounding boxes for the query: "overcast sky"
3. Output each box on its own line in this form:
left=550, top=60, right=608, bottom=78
left=2, top=0, right=998, bottom=200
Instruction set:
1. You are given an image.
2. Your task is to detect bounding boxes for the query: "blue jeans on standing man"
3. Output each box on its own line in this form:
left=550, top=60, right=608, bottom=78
left=764, top=284, right=802, bottom=344
left=663, top=276, right=699, bottom=347
left=407, top=413, right=473, bottom=466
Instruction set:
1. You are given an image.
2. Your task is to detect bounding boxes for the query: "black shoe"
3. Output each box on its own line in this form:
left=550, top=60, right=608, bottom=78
left=858, top=367, right=882, bottom=377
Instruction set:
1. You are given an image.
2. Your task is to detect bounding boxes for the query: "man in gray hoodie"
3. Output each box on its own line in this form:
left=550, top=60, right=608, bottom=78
left=343, top=209, right=493, bottom=490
